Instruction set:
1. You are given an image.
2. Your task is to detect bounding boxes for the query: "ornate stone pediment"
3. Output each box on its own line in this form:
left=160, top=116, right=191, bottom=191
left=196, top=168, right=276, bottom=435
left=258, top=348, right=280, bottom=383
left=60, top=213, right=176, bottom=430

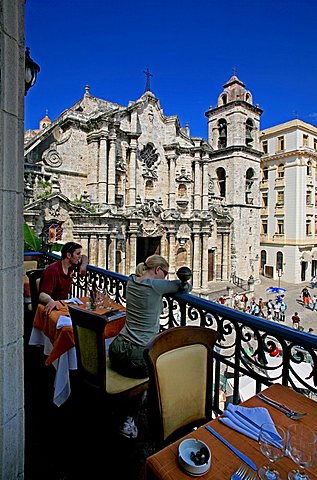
left=138, top=219, right=165, bottom=237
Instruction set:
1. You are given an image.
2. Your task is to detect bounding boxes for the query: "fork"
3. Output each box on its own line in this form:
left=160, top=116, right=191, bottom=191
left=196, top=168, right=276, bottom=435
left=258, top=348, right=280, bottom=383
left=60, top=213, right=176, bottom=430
left=257, top=393, right=306, bottom=420
left=231, top=464, right=257, bottom=480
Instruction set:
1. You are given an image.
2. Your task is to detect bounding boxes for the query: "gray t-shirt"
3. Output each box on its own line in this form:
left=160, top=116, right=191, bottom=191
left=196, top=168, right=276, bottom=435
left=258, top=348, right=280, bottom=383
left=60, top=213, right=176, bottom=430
left=119, top=274, right=183, bottom=347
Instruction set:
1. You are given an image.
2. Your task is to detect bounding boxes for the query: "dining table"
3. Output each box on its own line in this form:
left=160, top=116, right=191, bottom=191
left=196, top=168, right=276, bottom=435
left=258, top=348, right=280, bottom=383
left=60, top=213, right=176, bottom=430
left=28, top=296, right=126, bottom=406
left=145, top=383, right=317, bottom=480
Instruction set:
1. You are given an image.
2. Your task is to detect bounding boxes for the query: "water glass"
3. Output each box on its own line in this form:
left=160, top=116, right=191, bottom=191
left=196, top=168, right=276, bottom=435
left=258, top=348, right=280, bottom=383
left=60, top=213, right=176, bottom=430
left=258, top=422, right=286, bottom=480
left=288, top=424, right=317, bottom=480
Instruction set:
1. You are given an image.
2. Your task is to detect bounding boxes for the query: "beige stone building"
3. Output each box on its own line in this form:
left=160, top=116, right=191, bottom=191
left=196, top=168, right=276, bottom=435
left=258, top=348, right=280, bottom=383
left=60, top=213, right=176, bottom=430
left=260, top=119, right=317, bottom=284
left=24, top=75, right=262, bottom=291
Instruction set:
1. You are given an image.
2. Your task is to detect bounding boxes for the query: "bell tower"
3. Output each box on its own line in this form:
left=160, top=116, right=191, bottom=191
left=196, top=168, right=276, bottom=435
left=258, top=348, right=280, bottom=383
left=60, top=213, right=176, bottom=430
left=205, top=74, right=263, bottom=281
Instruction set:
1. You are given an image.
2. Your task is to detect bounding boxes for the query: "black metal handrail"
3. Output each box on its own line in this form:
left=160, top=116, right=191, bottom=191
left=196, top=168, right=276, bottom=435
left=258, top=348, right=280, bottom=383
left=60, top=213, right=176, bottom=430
left=26, top=252, right=317, bottom=413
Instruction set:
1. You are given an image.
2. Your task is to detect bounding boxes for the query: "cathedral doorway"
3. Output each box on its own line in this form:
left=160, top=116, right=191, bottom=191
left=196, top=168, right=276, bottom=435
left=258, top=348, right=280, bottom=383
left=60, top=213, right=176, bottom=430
left=208, top=250, right=214, bottom=281
left=136, top=237, right=161, bottom=264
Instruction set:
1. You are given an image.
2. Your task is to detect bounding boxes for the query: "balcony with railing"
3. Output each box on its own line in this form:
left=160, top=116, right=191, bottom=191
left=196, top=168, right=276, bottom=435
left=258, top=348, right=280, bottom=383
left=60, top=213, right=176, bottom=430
left=24, top=251, right=317, bottom=478
left=26, top=251, right=317, bottom=406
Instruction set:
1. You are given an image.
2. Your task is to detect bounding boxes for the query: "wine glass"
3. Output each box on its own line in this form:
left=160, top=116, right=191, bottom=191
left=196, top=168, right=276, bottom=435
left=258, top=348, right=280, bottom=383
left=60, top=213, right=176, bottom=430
left=258, top=422, right=287, bottom=480
left=288, top=424, right=317, bottom=480
left=95, top=289, right=105, bottom=309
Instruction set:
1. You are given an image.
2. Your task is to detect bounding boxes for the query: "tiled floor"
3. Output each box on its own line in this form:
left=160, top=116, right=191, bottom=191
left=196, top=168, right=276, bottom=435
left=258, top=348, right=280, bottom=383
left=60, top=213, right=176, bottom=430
left=24, top=323, right=155, bottom=480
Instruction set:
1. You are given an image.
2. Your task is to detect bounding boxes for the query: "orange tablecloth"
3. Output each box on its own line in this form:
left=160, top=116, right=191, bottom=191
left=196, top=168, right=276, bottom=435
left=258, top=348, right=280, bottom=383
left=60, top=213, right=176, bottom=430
left=145, top=384, right=317, bottom=480
left=23, top=275, right=31, bottom=298
left=33, top=298, right=126, bottom=366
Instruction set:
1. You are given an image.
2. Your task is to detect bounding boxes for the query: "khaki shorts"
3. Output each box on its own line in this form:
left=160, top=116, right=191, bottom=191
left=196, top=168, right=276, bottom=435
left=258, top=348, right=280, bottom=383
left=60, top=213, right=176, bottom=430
left=109, top=335, right=148, bottom=378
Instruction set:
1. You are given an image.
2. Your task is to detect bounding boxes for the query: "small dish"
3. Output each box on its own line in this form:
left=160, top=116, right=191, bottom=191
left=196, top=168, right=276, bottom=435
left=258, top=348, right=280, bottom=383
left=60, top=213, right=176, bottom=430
left=178, top=438, right=211, bottom=476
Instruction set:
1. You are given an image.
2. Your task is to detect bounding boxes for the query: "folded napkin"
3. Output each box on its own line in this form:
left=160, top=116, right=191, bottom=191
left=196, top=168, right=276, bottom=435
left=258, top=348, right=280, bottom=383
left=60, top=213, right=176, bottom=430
left=56, top=315, right=72, bottom=329
left=219, top=404, right=279, bottom=441
left=65, top=297, right=83, bottom=305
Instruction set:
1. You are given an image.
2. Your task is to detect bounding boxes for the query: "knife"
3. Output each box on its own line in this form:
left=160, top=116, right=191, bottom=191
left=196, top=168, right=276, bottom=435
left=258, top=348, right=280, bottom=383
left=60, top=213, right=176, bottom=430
left=235, top=411, right=281, bottom=443
left=205, top=426, right=257, bottom=471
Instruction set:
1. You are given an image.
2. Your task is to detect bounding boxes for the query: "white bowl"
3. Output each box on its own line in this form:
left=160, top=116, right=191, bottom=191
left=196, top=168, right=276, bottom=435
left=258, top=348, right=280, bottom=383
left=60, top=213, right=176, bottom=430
left=178, top=438, right=211, bottom=476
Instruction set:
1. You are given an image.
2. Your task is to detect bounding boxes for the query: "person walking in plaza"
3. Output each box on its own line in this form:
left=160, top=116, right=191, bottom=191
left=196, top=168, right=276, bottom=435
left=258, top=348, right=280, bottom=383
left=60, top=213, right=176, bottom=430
left=292, top=312, right=301, bottom=329
left=279, top=300, right=287, bottom=321
left=311, top=275, right=316, bottom=289
left=258, top=297, right=265, bottom=317
left=273, top=301, right=281, bottom=321
left=301, top=286, right=311, bottom=308
left=312, top=294, right=317, bottom=311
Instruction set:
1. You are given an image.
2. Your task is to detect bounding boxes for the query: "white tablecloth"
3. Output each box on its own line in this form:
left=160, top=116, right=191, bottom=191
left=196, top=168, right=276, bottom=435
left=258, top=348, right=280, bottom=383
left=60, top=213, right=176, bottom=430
left=29, top=327, right=115, bottom=406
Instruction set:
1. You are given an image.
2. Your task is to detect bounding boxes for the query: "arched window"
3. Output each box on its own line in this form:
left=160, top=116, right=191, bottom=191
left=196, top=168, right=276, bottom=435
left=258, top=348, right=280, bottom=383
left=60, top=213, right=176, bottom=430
left=246, top=168, right=255, bottom=192
left=245, top=92, right=251, bottom=103
left=277, top=164, right=284, bottom=178
left=216, top=167, right=226, bottom=197
left=307, top=160, right=312, bottom=176
left=245, top=168, right=255, bottom=204
left=262, top=166, right=268, bottom=182
left=178, top=184, right=186, bottom=197
left=261, top=250, right=267, bottom=272
left=276, top=251, right=283, bottom=271
left=145, top=179, right=154, bottom=198
left=246, top=119, right=253, bottom=146
left=221, top=94, right=227, bottom=106
left=218, top=119, right=227, bottom=148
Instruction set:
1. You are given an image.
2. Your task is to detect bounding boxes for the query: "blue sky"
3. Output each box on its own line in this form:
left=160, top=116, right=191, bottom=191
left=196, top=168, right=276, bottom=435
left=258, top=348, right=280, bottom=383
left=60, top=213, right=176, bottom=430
left=25, top=0, right=317, bottom=138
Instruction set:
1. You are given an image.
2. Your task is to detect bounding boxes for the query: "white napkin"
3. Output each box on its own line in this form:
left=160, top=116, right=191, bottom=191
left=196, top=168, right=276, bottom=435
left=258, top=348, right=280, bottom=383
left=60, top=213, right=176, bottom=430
left=219, top=404, right=278, bottom=441
left=56, top=315, right=72, bottom=329
left=65, top=297, right=83, bottom=305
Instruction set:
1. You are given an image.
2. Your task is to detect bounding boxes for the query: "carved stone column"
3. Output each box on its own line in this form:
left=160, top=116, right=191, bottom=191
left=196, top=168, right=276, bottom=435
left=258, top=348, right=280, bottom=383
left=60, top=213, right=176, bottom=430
left=193, top=155, right=201, bottom=210
left=168, top=155, right=176, bottom=209
left=202, top=155, right=209, bottom=211
left=98, top=132, right=108, bottom=205
left=89, top=234, right=98, bottom=266
left=168, top=229, right=176, bottom=278
left=86, top=138, right=99, bottom=202
left=98, top=235, right=108, bottom=269
left=128, top=138, right=137, bottom=207
left=108, top=130, right=116, bottom=205
left=108, top=232, right=116, bottom=272
left=192, top=226, right=201, bottom=287
left=128, top=222, right=138, bottom=274
left=201, top=228, right=209, bottom=289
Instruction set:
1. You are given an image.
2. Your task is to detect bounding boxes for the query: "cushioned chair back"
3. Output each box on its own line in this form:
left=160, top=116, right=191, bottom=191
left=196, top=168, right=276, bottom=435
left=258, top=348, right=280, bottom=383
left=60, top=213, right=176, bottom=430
left=26, top=268, right=45, bottom=318
left=68, top=306, right=107, bottom=390
left=68, top=306, right=149, bottom=398
left=144, top=326, right=219, bottom=445
left=23, top=260, right=38, bottom=274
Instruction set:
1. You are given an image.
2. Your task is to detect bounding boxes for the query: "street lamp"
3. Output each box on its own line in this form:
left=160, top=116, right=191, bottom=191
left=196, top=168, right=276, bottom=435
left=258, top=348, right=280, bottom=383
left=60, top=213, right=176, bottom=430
left=25, top=47, right=40, bottom=96
left=277, top=268, right=283, bottom=288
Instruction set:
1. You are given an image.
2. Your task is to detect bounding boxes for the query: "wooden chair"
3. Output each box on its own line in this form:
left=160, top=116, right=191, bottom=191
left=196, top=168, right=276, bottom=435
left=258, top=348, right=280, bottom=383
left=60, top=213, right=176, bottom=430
left=26, top=268, right=44, bottom=320
left=68, top=305, right=149, bottom=402
left=144, top=326, right=219, bottom=447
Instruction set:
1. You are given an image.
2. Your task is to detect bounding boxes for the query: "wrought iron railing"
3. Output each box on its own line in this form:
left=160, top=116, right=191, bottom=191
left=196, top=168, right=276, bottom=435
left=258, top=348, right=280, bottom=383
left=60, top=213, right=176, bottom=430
left=26, top=252, right=317, bottom=413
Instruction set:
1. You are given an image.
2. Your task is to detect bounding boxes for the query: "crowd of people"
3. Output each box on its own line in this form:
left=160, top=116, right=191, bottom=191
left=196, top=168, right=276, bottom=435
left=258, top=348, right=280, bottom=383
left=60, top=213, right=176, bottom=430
left=217, top=291, right=314, bottom=333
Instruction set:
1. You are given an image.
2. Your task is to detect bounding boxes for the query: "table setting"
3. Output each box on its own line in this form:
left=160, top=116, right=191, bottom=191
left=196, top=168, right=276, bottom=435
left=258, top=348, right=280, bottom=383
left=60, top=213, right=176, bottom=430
left=145, top=384, right=317, bottom=480
left=28, top=293, right=126, bottom=406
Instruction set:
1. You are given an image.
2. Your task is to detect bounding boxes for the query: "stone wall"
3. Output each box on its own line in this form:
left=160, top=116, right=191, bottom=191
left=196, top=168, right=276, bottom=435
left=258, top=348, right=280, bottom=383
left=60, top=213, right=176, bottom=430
left=0, top=0, right=25, bottom=477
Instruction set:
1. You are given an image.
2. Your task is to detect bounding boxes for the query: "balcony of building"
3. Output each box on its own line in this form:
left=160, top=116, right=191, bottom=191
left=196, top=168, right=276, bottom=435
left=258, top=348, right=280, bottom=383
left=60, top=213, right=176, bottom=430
left=24, top=252, right=317, bottom=479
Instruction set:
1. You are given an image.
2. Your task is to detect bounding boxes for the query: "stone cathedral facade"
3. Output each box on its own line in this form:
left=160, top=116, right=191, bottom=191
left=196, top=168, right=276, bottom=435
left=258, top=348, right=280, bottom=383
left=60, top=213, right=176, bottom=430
left=24, top=74, right=262, bottom=292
